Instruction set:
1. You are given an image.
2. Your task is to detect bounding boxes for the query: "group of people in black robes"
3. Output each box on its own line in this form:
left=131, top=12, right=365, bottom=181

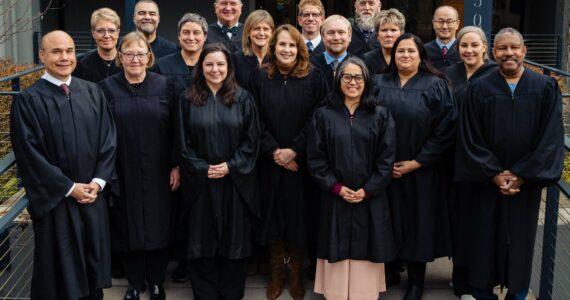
left=9, top=0, right=565, bottom=300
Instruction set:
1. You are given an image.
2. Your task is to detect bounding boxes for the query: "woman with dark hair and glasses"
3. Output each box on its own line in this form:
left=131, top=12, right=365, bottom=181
left=178, top=43, right=259, bottom=299
left=308, top=56, right=397, bottom=300
left=375, top=32, right=456, bottom=300
left=99, top=31, right=179, bottom=300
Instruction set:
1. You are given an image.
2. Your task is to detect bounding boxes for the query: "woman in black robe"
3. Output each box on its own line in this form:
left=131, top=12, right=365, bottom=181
left=178, top=44, right=259, bottom=300
left=99, top=32, right=179, bottom=300
left=375, top=33, right=456, bottom=300
left=232, top=9, right=273, bottom=89
left=308, top=57, right=397, bottom=300
left=249, top=24, right=328, bottom=300
left=444, top=26, right=497, bottom=297
left=362, top=8, right=405, bottom=75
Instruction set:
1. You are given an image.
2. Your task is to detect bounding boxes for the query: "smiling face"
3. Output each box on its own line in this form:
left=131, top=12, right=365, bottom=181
left=39, top=31, right=77, bottom=81
left=92, top=19, right=119, bottom=51
left=214, top=0, right=243, bottom=27
left=493, top=32, right=526, bottom=76
left=297, top=4, right=324, bottom=37
left=119, top=40, right=150, bottom=78
left=134, top=2, right=159, bottom=35
left=179, top=21, right=206, bottom=53
left=249, top=21, right=272, bottom=49
left=432, top=6, right=459, bottom=43
left=377, top=22, right=401, bottom=51
left=322, top=18, right=351, bottom=56
left=203, top=51, right=228, bottom=90
left=394, top=38, right=420, bottom=73
left=274, top=30, right=298, bottom=69
left=340, top=63, right=365, bottom=101
left=459, top=32, right=486, bottom=68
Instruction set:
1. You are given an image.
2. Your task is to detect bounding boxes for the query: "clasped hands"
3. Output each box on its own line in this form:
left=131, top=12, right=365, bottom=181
left=208, top=162, right=229, bottom=179
left=492, top=170, right=524, bottom=196
left=70, top=182, right=101, bottom=204
left=339, top=186, right=366, bottom=204
left=273, top=148, right=299, bottom=172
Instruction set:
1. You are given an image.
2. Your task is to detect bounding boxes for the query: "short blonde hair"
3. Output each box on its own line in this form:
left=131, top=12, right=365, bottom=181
left=320, top=15, right=351, bottom=36
left=298, top=0, right=325, bottom=17
left=242, top=10, right=274, bottom=56
left=374, top=8, right=405, bottom=32
left=116, top=31, right=155, bottom=68
left=91, top=7, right=121, bottom=29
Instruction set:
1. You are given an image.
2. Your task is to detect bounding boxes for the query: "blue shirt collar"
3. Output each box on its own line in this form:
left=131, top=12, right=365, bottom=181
left=436, top=38, right=456, bottom=49
left=324, top=51, right=348, bottom=65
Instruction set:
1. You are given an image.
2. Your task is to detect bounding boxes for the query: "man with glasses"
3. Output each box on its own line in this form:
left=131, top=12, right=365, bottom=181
left=298, top=0, right=325, bottom=57
left=74, top=8, right=122, bottom=83
left=425, top=5, right=461, bottom=69
left=205, top=0, right=244, bottom=53
left=134, top=0, right=177, bottom=58
left=347, top=0, right=381, bottom=58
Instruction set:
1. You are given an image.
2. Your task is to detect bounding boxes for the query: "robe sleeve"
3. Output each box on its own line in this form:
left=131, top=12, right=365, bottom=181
left=227, top=92, right=259, bottom=176
left=10, top=92, right=75, bottom=219
left=454, top=82, right=504, bottom=182
left=414, top=78, right=457, bottom=167
left=362, top=108, right=396, bottom=197
left=307, top=109, right=339, bottom=192
left=167, top=79, right=179, bottom=167
left=248, top=71, right=280, bottom=157
left=509, top=78, right=564, bottom=186
left=290, top=68, right=328, bottom=156
left=92, top=88, right=117, bottom=183
left=178, top=96, right=210, bottom=185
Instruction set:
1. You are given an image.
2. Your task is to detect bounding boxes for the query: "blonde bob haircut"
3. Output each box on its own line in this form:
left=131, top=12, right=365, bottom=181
left=242, top=10, right=275, bottom=56
left=91, top=7, right=121, bottom=30
left=374, top=8, right=405, bottom=33
left=116, top=31, right=155, bottom=69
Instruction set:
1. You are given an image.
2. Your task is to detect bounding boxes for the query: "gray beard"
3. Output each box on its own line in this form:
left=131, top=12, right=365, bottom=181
left=355, top=14, right=375, bottom=31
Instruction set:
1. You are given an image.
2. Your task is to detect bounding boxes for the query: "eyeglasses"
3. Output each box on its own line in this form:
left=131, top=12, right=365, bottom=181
left=120, top=52, right=149, bottom=61
left=300, top=12, right=321, bottom=18
left=341, top=73, right=365, bottom=83
left=216, top=0, right=242, bottom=7
left=433, top=19, right=458, bottom=26
left=93, top=28, right=118, bottom=35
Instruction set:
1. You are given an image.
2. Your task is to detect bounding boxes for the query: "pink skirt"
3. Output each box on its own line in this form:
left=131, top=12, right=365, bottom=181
left=314, top=258, right=386, bottom=300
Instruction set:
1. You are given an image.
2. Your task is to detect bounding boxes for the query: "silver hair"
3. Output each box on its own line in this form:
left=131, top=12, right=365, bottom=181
left=178, top=13, right=208, bottom=35
left=494, top=27, right=525, bottom=46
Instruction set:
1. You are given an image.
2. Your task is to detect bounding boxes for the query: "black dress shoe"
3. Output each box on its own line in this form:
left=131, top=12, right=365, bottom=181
left=123, top=286, right=140, bottom=300
left=150, top=285, right=166, bottom=300
left=403, top=285, right=424, bottom=300
left=171, top=261, right=190, bottom=283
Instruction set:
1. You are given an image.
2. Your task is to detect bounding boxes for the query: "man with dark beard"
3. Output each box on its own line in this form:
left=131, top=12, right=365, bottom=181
left=347, top=0, right=381, bottom=58
left=133, top=0, right=177, bottom=58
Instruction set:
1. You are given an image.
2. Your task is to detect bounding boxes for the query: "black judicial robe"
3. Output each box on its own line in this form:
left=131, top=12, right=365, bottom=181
left=347, top=27, right=380, bottom=58
left=249, top=68, right=328, bottom=246
left=99, top=72, right=176, bottom=251
left=73, top=49, right=121, bottom=83
left=424, top=39, right=461, bottom=70
left=454, top=69, right=564, bottom=291
left=307, top=104, right=397, bottom=263
left=362, top=49, right=389, bottom=75
left=443, top=61, right=497, bottom=267
left=151, top=36, right=178, bottom=59
left=178, top=88, right=259, bottom=259
left=205, top=23, right=244, bottom=53
left=232, top=51, right=267, bottom=90
left=375, top=72, right=456, bottom=262
left=10, top=78, right=116, bottom=299
left=308, top=41, right=325, bottom=57
left=310, top=53, right=353, bottom=92
left=154, top=51, right=194, bottom=94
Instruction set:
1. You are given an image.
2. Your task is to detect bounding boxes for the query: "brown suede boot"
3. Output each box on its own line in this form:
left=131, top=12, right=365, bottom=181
left=266, top=241, right=286, bottom=300
left=287, top=245, right=305, bottom=300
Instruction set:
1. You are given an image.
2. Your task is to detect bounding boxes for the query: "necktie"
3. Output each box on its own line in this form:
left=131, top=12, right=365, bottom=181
left=442, top=45, right=448, bottom=57
left=60, top=83, right=70, bottom=97
left=221, top=26, right=238, bottom=35
left=306, top=41, right=314, bottom=53
left=330, top=59, right=339, bottom=71
left=362, top=30, right=373, bottom=42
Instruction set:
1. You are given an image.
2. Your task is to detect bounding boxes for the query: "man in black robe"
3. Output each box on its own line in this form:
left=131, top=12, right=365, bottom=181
left=10, top=30, right=116, bottom=300
left=310, top=15, right=353, bottom=91
left=205, top=0, right=244, bottom=53
left=455, top=27, right=564, bottom=300
left=347, top=0, right=381, bottom=58
left=134, top=0, right=178, bottom=58
left=73, top=8, right=121, bottom=83
left=424, top=6, right=461, bottom=69
left=298, top=0, right=326, bottom=57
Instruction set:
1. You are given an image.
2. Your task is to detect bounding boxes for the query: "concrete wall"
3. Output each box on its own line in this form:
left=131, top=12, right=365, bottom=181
left=0, top=0, right=40, bottom=64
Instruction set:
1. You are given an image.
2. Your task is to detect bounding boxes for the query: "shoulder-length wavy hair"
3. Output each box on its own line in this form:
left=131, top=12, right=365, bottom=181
left=386, top=33, right=446, bottom=81
left=186, top=43, right=237, bottom=106
left=242, top=10, right=274, bottom=56
left=265, top=24, right=311, bottom=79
left=329, top=56, right=377, bottom=112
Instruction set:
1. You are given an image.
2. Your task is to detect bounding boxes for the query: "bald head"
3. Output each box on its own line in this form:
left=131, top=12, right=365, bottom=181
left=433, top=5, right=459, bottom=19
left=432, top=5, right=460, bottom=43
left=39, top=30, right=76, bottom=81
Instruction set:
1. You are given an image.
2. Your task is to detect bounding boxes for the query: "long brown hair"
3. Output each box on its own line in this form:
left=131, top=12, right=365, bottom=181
left=186, top=44, right=237, bottom=106
left=265, top=24, right=311, bottom=78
